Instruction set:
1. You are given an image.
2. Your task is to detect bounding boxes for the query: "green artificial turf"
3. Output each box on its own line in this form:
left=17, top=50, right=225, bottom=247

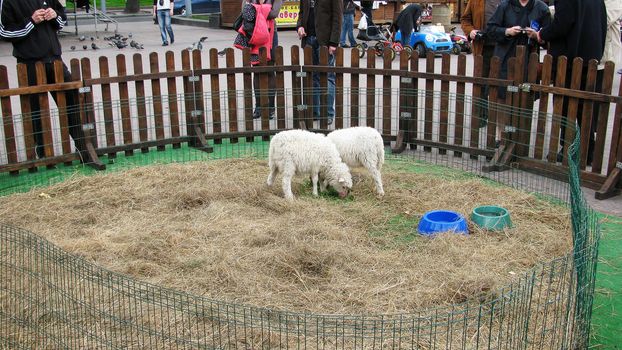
left=591, top=214, right=622, bottom=349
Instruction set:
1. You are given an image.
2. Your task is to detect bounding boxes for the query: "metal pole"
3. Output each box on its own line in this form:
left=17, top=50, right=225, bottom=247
left=185, top=0, right=192, bottom=16
left=101, top=0, right=106, bottom=14
left=94, top=0, right=99, bottom=37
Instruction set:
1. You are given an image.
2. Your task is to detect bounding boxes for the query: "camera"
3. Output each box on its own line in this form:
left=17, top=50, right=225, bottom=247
left=474, top=31, right=487, bottom=41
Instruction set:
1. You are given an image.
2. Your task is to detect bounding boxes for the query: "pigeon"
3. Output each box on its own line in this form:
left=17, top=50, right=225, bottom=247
left=79, top=35, right=85, bottom=41
left=128, top=32, right=133, bottom=38
left=217, top=49, right=226, bottom=56
left=90, top=36, right=95, bottom=41
left=197, top=36, right=208, bottom=50
left=70, top=45, right=76, bottom=51
left=187, top=36, right=208, bottom=51
left=91, top=43, right=100, bottom=50
left=130, top=40, right=137, bottom=48
left=113, top=40, right=127, bottom=49
left=82, top=45, right=88, bottom=50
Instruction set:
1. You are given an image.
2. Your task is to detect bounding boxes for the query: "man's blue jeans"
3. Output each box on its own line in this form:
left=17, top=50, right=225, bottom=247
left=306, top=36, right=335, bottom=119
left=340, top=13, right=357, bottom=47
left=157, top=10, right=174, bottom=44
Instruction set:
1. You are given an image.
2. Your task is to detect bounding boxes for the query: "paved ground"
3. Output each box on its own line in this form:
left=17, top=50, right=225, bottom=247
left=0, top=14, right=620, bottom=216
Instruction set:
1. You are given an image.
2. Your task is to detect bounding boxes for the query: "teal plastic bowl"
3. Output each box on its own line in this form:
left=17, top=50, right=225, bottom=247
left=471, top=206, right=512, bottom=231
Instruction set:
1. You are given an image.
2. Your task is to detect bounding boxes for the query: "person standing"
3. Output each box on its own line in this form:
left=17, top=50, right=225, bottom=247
left=529, top=0, right=607, bottom=163
left=340, top=0, right=359, bottom=48
left=153, top=0, right=175, bottom=46
left=0, top=0, right=90, bottom=162
left=603, top=0, right=622, bottom=73
left=461, top=0, right=502, bottom=131
left=486, top=0, right=550, bottom=82
left=235, top=0, right=282, bottom=119
left=297, top=0, right=342, bottom=125
left=394, top=3, right=422, bottom=46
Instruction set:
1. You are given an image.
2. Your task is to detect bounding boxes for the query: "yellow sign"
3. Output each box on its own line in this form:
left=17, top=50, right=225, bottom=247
left=276, top=4, right=299, bottom=27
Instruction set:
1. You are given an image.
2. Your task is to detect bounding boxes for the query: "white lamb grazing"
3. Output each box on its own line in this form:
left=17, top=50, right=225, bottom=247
left=267, top=129, right=353, bottom=200
left=326, top=126, right=385, bottom=196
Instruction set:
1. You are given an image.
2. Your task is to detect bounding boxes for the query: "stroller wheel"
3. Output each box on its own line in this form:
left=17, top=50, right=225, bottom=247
left=386, top=47, right=396, bottom=61
left=402, top=45, right=413, bottom=57
left=451, top=44, right=461, bottom=55
left=355, top=43, right=366, bottom=58
left=374, top=42, right=385, bottom=56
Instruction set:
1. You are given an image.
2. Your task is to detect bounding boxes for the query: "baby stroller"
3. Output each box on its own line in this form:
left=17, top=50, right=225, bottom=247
left=356, top=20, right=412, bottom=61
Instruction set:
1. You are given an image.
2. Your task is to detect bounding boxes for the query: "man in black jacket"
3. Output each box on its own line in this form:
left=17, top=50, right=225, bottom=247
left=530, top=0, right=607, bottom=164
left=1, top=0, right=89, bottom=161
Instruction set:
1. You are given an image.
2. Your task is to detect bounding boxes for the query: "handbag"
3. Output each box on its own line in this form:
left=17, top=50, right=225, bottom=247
left=357, top=13, right=368, bottom=30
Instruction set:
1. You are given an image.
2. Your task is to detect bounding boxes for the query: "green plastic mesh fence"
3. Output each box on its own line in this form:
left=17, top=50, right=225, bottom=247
left=0, top=89, right=600, bottom=349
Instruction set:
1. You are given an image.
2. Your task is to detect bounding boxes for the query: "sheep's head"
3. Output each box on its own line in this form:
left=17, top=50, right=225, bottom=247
left=327, top=163, right=352, bottom=198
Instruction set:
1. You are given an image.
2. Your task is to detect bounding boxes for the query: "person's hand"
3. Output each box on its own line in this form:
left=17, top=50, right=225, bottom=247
left=469, top=29, right=479, bottom=40
left=525, top=27, right=538, bottom=40
left=505, top=26, right=523, bottom=37
left=31, top=9, right=46, bottom=24
left=328, top=45, right=337, bottom=55
left=297, top=27, right=306, bottom=39
left=169, top=8, right=173, bottom=16
left=43, top=8, right=57, bottom=21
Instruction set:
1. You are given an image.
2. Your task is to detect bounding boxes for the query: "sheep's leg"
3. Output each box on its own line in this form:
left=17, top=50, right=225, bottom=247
left=311, top=173, right=319, bottom=196
left=281, top=165, right=296, bottom=200
left=367, top=166, right=385, bottom=196
left=267, top=163, right=277, bottom=187
left=319, top=176, right=327, bottom=192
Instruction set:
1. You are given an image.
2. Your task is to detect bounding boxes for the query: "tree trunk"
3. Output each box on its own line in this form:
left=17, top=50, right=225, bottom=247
left=125, top=0, right=140, bottom=13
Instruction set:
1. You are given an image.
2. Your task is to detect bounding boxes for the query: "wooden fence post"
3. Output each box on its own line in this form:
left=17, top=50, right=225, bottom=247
left=0, top=66, right=18, bottom=175
left=149, top=52, right=166, bottom=152
left=116, top=54, right=134, bottom=157
left=225, top=48, right=239, bottom=143
left=98, top=56, right=117, bottom=159
left=165, top=51, right=181, bottom=149
left=209, top=48, right=223, bottom=145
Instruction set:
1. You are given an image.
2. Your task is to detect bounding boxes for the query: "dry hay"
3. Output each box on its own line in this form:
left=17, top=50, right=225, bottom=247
left=0, top=158, right=572, bottom=315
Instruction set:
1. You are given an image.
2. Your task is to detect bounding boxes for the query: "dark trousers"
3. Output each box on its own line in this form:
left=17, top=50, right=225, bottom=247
left=25, top=60, right=87, bottom=158
left=559, top=68, right=604, bottom=163
left=478, top=45, right=495, bottom=125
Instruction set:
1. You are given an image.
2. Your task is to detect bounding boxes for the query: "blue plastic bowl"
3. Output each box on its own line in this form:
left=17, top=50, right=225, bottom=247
left=418, top=210, right=469, bottom=236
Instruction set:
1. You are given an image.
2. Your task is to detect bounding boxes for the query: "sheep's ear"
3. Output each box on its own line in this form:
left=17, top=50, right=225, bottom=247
left=338, top=177, right=345, bottom=183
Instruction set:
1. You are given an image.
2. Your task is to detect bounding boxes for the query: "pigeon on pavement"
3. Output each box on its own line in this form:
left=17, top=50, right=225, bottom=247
left=70, top=46, right=76, bottom=51
left=91, top=43, right=100, bottom=50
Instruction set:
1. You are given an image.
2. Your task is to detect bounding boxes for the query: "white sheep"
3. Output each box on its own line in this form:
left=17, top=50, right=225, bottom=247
left=267, top=129, right=353, bottom=200
left=326, top=126, right=385, bottom=196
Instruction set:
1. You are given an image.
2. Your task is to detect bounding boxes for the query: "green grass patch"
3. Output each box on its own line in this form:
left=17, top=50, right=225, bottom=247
left=0, top=138, right=269, bottom=196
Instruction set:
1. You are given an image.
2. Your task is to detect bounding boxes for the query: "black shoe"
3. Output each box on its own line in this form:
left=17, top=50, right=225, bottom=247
left=342, top=44, right=351, bottom=48
left=170, top=38, right=174, bottom=44
left=162, top=42, right=168, bottom=46
left=556, top=150, right=563, bottom=163
left=495, top=140, right=501, bottom=148
left=313, top=114, right=320, bottom=121
left=269, top=111, right=275, bottom=120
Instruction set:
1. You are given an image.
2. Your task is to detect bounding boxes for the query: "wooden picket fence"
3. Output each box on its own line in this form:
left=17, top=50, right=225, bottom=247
left=0, top=45, right=620, bottom=199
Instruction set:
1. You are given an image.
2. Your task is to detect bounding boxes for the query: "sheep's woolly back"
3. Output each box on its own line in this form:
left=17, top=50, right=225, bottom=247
left=268, top=129, right=346, bottom=176
left=327, top=126, right=385, bottom=170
